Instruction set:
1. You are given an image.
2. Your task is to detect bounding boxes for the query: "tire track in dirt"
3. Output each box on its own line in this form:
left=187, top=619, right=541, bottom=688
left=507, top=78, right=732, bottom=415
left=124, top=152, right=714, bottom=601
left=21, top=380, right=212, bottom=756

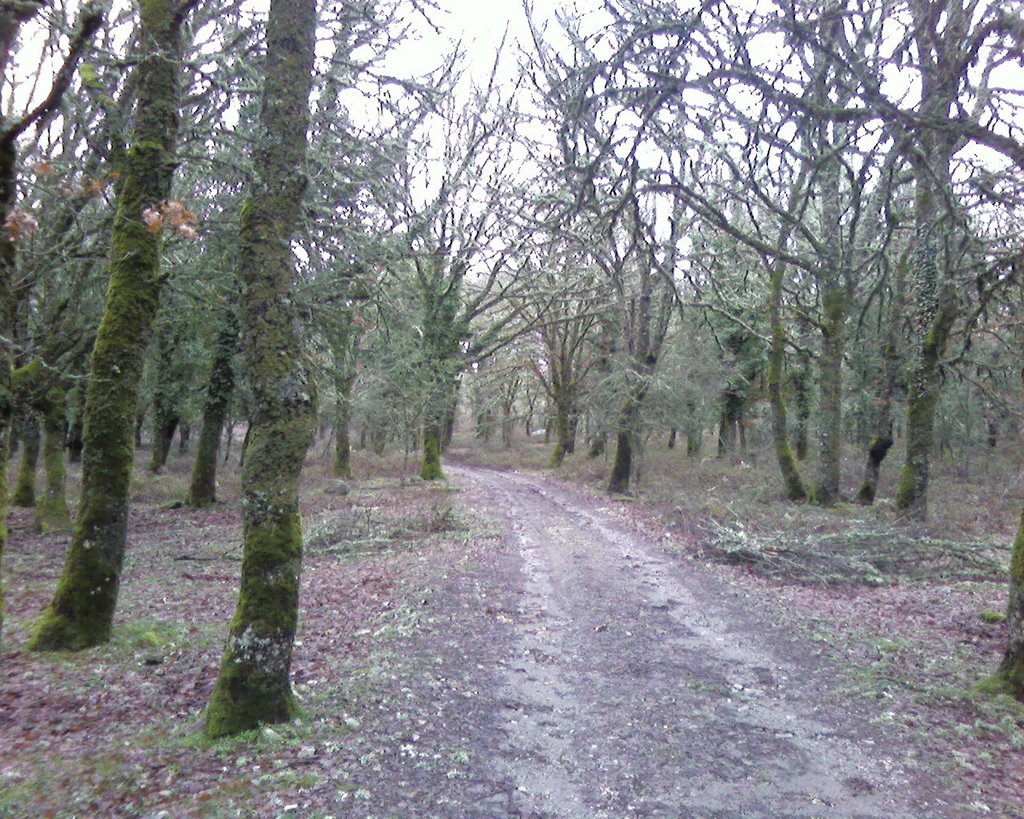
left=450, top=465, right=945, bottom=818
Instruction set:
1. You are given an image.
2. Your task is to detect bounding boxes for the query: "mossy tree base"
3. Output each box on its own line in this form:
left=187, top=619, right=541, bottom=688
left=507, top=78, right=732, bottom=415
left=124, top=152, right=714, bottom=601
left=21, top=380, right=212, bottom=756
left=205, top=437, right=309, bottom=737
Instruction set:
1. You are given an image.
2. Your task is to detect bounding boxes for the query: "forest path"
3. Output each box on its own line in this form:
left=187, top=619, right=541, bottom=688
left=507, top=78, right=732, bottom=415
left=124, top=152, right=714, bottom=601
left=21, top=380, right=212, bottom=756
left=340, top=465, right=945, bottom=817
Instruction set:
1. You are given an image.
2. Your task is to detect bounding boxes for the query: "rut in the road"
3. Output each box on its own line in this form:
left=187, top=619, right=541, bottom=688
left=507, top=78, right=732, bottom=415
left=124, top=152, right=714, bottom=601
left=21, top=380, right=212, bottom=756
left=337, top=466, right=953, bottom=818
left=458, top=466, right=929, bottom=818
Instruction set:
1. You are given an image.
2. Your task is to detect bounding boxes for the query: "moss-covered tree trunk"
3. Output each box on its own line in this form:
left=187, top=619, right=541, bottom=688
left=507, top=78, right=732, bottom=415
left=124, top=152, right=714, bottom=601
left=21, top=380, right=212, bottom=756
left=997, top=506, right=1024, bottom=698
left=149, top=316, right=181, bottom=473
left=36, top=385, right=71, bottom=533
left=857, top=270, right=902, bottom=505
left=29, top=0, right=190, bottom=651
left=792, top=352, right=811, bottom=460
left=895, top=154, right=958, bottom=521
left=717, top=387, right=742, bottom=457
left=332, top=312, right=355, bottom=480
left=12, top=360, right=71, bottom=532
left=767, top=256, right=807, bottom=502
left=66, top=391, right=84, bottom=463
left=205, top=0, right=318, bottom=738
left=420, top=419, right=445, bottom=480
left=607, top=427, right=633, bottom=494
left=551, top=390, right=576, bottom=466
left=0, top=139, right=15, bottom=652
left=814, top=288, right=845, bottom=505
left=895, top=283, right=957, bottom=520
left=12, top=411, right=40, bottom=507
left=0, top=0, right=102, bottom=653
left=186, top=304, right=237, bottom=507
left=811, top=102, right=847, bottom=507
left=998, top=267, right=1024, bottom=698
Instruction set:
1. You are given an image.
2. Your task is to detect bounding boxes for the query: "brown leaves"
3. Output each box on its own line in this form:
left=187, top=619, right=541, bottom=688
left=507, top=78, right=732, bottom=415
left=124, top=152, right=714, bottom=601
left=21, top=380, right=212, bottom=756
left=4, top=210, right=39, bottom=241
left=141, top=200, right=199, bottom=240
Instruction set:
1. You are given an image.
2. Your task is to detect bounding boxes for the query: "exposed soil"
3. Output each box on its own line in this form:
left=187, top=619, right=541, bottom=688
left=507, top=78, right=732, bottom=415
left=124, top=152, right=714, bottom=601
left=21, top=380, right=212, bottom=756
left=1, top=456, right=1020, bottom=817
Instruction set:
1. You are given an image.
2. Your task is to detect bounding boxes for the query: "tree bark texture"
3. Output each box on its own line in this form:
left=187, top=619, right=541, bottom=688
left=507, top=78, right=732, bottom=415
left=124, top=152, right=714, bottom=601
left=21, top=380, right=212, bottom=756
left=12, top=411, right=40, bottom=507
left=767, top=256, right=807, bottom=502
left=30, top=0, right=188, bottom=651
left=36, top=385, right=70, bottom=533
left=857, top=276, right=901, bottom=505
left=149, top=314, right=182, bottom=473
left=332, top=312, right=355, bottom=480
left=895, top=238, right=957, bottom=520
left=205, top=0, right=318, bottom=738
left=187, top=304, right=237, bottom=507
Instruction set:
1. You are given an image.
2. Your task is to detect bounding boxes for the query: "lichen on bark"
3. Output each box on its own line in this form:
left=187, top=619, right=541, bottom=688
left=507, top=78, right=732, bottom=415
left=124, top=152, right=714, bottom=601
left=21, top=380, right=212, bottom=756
left=205, top=0, right=319, bottom=738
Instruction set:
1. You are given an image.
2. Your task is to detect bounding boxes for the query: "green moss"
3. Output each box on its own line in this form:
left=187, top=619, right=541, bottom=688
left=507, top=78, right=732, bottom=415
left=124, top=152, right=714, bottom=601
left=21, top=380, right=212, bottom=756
left=29, top=0, right=186, bottom=651
left=11, top=414, right=39, bottom=507
left=976, top=669, right=1024, bottom=700
left=981, top=609, right=1007, bottom=625
left=204, top=506, right=305, bottom=738
left=205, top=0, right=319, bottom=738
left=35, top=386, right=70, bottom=533
left=420, top=428, right=445, bottom=481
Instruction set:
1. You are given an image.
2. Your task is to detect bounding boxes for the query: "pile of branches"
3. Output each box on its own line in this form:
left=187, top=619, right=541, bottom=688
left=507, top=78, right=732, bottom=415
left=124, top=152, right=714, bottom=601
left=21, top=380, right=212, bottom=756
left=700, top=521, right=1011, bottom=585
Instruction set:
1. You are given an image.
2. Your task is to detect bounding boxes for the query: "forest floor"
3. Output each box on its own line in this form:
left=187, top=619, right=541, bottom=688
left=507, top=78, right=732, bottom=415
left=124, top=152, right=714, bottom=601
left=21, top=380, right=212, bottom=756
left=1, top=438, right=1023, bottom=817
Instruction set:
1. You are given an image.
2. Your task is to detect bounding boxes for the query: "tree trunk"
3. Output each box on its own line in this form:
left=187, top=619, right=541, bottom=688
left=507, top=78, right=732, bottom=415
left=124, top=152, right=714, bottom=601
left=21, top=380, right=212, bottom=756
left=149, top=412, right=178, bottom=472
left=177, top=423, right=190, bottom=455
left=205, top=0, right=319, bottom=738
left=857, top=280, right=901, bottom=505
left=608, top=429, right=632, bottom=494
left=12, top=411, right=40, bottom=507
left=501, top=411, right=514, bottom=448
left=608, top=396, right=642, bottom=495
left=717, top=388, right=742, bottom=457
left=186, top=306, right=237, bottom=507
left=551, top=393, right=575, bottom=466
left=29, top=0, right=189, bottom=652
left=667, top=427, right=677, bottom=449
left=814, top=288, right=844, bottom=505
left=149, top=314, right=181, bottom=472
left=767, top=255, right=807, bottom=502
left=0, top=138, right=11, bottom=650
left=997, top=505, right=1024, bottom=698
left=66, top=390, right=84, bottom=463
left=896, top=279, right=958, bottom=519
left=792, top=353, right=811, bottom=460
left=332, top=313, right=355, bottom=480
left=998, top=266, right=1024, bottom=698
left=420, top=421, right=444, bottom=480
left=36, top=386, right=70, bottom=533
left=686, top=428, right=701, bottom=457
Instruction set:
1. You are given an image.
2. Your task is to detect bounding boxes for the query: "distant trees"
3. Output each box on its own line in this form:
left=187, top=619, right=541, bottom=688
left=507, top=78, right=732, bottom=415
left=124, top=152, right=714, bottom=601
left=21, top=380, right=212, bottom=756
left=3, top=0, right=1023, bottom=716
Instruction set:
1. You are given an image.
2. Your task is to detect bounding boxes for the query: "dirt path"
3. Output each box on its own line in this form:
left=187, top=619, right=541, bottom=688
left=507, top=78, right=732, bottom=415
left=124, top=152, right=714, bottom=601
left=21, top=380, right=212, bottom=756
left=339, top=465, right=951, bottom=817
